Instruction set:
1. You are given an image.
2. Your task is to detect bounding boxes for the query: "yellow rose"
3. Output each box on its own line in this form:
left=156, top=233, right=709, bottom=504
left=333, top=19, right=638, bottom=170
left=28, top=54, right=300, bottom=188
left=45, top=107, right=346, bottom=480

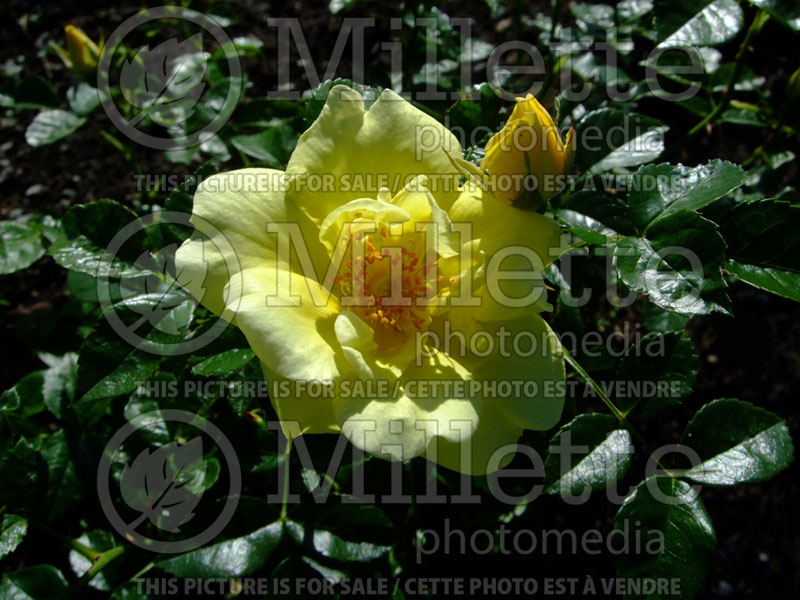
left=176, top=86, right=565, bottom=474
left=480, top=94, right=575, bottom=206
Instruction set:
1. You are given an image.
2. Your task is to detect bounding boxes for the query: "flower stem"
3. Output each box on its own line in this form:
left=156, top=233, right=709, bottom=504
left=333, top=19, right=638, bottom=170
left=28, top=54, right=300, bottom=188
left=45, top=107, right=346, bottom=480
left=562, top=347, right=672, bottom=474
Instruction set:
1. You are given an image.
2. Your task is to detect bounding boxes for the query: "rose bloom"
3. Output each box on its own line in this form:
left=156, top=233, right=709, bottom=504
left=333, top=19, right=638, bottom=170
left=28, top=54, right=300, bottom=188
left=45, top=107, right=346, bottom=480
left=176, top=86, right=566, bottom=474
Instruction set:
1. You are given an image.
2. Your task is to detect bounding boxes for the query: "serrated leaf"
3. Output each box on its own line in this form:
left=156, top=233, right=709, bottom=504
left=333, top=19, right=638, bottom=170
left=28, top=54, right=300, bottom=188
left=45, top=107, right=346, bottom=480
left=616, top=332, right=697, bottom=417
left=285, top=520, right=391, bottom=562
left=656, top=0, right=743, bottom=48
left=615, top=476, right=715, bottom=599
left=120, top=437, right=206, bottom=533
left=0, top=565, right=69, bottom=599
left=725, top=260, right=800, bottom=302
left=0, top=352, right=77, bottom=419
left=746, top=0, right=800, bottom=30
left=0, top=514, right=27, bottom=560
left=544, top=414, right=633, bottom=496
left=560, top=191, right=637, bottom=236
left=642, top=302, right=692, bottom=332
left=0, top=221, right=46, bottom=274
left=0, top=439, right=48, bottom=511
left=682, top=398, right=794, bottom=485
left=714, top=199, right=800, bottom=272
left=191, top=349, right=255, bottom=376
left=628, top=161, right=747, bottom=232
left=75, top=325, right=163, bottom=403
left=41, top=430, right=82, bottom=519
left=124, top=397, right=171, bottom=446
left=157, top=521, right=283, bottom=577
left=615, top=211, right=729, bottom=315
left=576, top=109, right=667, bottom=174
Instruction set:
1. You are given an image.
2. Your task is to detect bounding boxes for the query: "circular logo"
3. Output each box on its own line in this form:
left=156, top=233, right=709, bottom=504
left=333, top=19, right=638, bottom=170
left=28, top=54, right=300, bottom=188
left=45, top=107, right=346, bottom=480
left=97, top=409, right=241, bottom=554
left=97, top=6, right=243, bottom=150
left=96, top=210, right=242, bottom=356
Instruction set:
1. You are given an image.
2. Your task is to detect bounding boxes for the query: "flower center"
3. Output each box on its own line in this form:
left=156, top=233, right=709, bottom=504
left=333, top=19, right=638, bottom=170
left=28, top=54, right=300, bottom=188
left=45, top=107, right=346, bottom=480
left=336, top=226, right=437, bottom=349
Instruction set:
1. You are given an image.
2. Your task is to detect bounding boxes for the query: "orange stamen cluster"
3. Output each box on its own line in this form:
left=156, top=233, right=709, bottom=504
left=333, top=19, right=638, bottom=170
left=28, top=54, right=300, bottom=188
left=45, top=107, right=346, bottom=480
left=336, top=225, right=436, bottom=348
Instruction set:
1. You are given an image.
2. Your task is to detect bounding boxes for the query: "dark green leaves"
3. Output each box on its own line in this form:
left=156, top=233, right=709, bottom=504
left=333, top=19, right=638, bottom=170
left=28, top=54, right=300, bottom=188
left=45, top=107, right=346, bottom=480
left=544, top=414, right=633, bottom=496
left=158, top=521, right=284, bottom=577
left=725, top=260, right=800, bottom=303
left=0, top=565, right=68, bottom=599
left=628, top=161, right=747, bottom=233
left=615, top=211, right=729, bottom=315
left=682, top=399, right=794, bottom=485
left=746, top=0, right=800, bottom=31
left=616, top=332, right=697, bottom=417
left=615, top=477, right=716, bottom=599
left=25, top=110, right=86, bottom=147
left=575, top=109, right=667, bottom=174
left=714, top=199, right=800, bottom=272
left=655, top=0, right=743, bottom=48
left=0, top=514, right=27, bottom=560
left=192, top=349, right=255, bottom=376
left=0, top=352, right=77, bottom=419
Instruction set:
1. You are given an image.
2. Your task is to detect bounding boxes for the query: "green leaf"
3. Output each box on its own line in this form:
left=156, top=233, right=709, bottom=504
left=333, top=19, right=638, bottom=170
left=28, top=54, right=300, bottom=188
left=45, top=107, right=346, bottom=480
left=544, top=414, right=633, bottom=496
left=575, top=109, right=667, bottom=174
left=560, top=191, right=636, bottom=236
left=75, top=324, right=163, bottom=403
left=628, top=161, right=747, bottom=232
left=67, top=82, right=104, bottom=116
left=191, top=349, right=255, bottom=376
left=0, top=566, right=68, bottom=599
left=285, top=520, right=391, bottom=562
left=0, top=514, right=27, bottom=560
left=615, top=211, right=729, bottom=315
left=0, top=439, right=48, bottom=511
left=157, top=521, right=283, bottom=577
left=725, top=260, right=800, bottom=303
left=682, top=398, right=794, bottom=485
left=41, top=430, right=82, bottom=518
left=616, top=332, right=697, bottom=417
left=230, top=124, right=297, bottom=166
left=0, top=221, right=46, bottom=274
left=0, top=353, right=77, bottom=419
left=642, top=302, right=691, bottom=332
left=746, top=0, right=800, bottom=30
left=289, top=504, right=395, bottom=546
left=25, top=110, right=86, bottom=147
left=714, top=199, right=800, bottom=272
left=48, top=199, right=144, bottom=277
left=655, top=0, right=743, bottom=48
left=615, top=477, right=715, bottom=599
left=124, top=397, right=171, bottom=446
left=8, top=75, right=59, bottom=110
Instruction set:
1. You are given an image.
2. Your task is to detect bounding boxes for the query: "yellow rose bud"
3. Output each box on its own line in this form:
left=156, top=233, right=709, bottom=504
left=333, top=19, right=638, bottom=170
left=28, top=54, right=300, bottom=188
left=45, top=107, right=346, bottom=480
left=480, top=94, right=575, bottom=206
left=63, top=25, right=102, bottom=74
